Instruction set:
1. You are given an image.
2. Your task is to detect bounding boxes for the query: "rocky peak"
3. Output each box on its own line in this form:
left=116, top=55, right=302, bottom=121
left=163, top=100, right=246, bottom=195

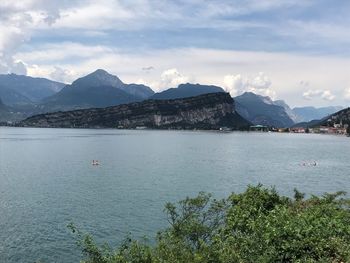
left=71, top=69, right=124, bottom=89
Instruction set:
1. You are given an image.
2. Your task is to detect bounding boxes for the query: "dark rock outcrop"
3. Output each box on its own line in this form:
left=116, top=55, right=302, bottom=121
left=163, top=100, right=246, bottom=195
left=20, top=93, right=250, bottom=130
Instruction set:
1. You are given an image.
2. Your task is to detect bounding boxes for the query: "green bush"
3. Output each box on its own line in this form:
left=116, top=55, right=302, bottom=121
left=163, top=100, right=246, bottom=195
left=70, top=185, right=350, bottom=263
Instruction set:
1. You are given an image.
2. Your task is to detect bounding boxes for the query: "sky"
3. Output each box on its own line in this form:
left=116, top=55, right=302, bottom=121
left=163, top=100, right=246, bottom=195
left=1, top=0, right=350, bottom=107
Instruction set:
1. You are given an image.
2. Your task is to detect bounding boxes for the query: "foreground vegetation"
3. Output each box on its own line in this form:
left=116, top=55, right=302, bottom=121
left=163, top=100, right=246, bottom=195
left=69, top=185, right=350, bottom=263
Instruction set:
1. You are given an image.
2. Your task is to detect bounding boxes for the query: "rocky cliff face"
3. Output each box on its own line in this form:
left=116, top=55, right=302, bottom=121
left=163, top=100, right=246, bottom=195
left=20, top=93, right=250, bottom=130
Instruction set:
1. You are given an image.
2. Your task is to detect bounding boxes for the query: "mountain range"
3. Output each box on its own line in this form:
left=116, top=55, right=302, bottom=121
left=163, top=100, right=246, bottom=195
left=292, top=106, right=343, bottom=123
left=0, top=69, right=345, bottom=127
left=40, top=69, right=154, bottom=112
left=234, top=92, right=295, bottom=128
left=0, top=74, right=65, bottom=105
left=20, top=93, right=250, bottom=130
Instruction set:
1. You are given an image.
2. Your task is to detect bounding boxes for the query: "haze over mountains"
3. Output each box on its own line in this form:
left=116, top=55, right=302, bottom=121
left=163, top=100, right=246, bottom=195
left=0, top=69, right=345, bottom=127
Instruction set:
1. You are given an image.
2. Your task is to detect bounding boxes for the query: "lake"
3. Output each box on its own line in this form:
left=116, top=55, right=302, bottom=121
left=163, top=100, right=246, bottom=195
left=0, top=127, right=349, bottom=262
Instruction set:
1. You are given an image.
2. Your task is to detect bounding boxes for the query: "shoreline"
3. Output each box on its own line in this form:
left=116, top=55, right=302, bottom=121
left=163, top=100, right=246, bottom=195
left=0, top=125, right=348, bottom=137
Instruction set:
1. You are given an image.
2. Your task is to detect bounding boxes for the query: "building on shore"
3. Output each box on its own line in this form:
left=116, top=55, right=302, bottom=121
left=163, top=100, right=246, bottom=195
left=250, top=125, right=269, bottom=132
left=290, top=127, right=305, bottom=133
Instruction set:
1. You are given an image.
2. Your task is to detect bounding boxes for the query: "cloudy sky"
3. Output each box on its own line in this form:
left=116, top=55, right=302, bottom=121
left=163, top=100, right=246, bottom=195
left=1, top=0, right=350, bottom=107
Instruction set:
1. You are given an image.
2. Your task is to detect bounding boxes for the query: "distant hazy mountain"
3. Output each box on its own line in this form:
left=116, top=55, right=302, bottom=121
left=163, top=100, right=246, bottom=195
left=41, top=69, right=154, bottom=112
left=0, top=97, right=25, bottom=122
left=292, top=106, right=344, bottom=122
left=234, top=92, right=294, bottom=127
left=0, top=74, right=65, bottom=105
left=273, top=100, right=298, bottom=123
left=151, top=83, right=224, bottom=100
left=120, top=83, right=155, bottom=99
left=295, top=107, right=350, bottom=128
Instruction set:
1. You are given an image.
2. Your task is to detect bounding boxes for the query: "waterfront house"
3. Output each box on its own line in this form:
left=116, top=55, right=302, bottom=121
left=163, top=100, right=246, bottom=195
left=250, top=125, right=268, bottom=132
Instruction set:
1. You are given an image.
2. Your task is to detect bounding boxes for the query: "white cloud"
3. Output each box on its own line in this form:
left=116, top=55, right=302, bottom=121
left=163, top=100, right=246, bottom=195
left=303, top=89, right=335, bottom=101
left=17, top=42, right=114, bottom=62
left=223, top=74, right=243, bottom=96
left=0, top=0, right=70, bottom=74
left=321, top=90, right=335, bottom=101
left=160, top=68, right=190, bottom=89
left=26, top=64, right=77, bottom=83
left=344, top=87, right=350, bottom=101
left=47, top=0, right=311, bottom=31
left=285, top=20, right=350, bottom=45
left=302, top=89, right=321, bottom=100
left=26, top=64, right=49, bottom=77
left=50, top=66, right=76, bottom=83
left=138, top=68, right=191, bottom=92
left=11, top=60, right=27, bottom=75
left=223, top=72, right=276, bottom=99
left=54, top=1, right=134, bottom=30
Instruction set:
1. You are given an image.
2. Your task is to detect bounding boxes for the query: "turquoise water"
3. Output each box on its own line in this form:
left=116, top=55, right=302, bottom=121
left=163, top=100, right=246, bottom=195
left=0, top=127, right=349, bottom=262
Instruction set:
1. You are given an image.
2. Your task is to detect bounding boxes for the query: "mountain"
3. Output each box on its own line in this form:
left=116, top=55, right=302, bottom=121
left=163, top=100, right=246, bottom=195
left=120, top=83, right=154, bottom=99
left=0, top=97, right=7, bottom=113
left=273, top=100, right=298, bottom=123
left=291, top=107, right=350, bottom=128
left=41, top=69, right=154, bottom=112
left=0, top=97, right=25, bottom=123
left=291, top=119, right=325, bottom=128
left=234, top=92, right=294, bottom=127
left=0, top=74, right=65, bottom=105
left=292, top=106, right=344, bottom=123
left=20, top=93, right=250, bottom=130
left=62, top=69, right=154, bottom=99
left=316, top=107, right=350, bottom=127
left=151, top=83, right=224, bottom=100
left=0, top=98, right=10, bottom=122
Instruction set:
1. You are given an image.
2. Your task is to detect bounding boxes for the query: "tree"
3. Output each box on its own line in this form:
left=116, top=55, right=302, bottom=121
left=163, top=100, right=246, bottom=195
left=70, top=185, right=350, bottom=263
